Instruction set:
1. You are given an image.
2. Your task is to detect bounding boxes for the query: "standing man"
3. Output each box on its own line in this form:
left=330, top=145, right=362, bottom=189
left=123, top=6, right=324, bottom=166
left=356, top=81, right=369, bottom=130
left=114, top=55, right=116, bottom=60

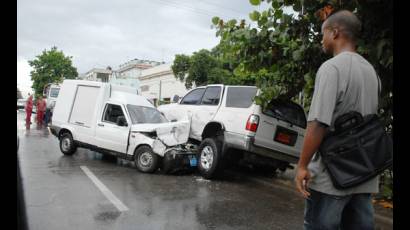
left=295, top=10, right=380, bottom=229
left=36, top=96, right=46, bottom=126
left=25, top=94, right=33, bottom=126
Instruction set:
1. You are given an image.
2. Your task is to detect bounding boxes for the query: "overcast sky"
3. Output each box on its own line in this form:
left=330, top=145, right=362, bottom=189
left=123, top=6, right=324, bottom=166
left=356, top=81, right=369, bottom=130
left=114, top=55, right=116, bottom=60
left=17, top=0, right=274, bottom=95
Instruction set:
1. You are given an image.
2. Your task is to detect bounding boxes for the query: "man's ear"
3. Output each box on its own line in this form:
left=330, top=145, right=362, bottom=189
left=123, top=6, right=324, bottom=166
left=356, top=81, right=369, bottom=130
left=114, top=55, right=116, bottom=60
left=332, top=28, right=340, bottom=39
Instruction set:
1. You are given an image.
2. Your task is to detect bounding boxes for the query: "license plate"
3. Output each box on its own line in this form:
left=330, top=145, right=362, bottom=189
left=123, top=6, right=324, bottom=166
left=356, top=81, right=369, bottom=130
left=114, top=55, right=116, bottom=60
left=274, top=126, right=297, bottom=146
left=189, top=156, right=197, bottom=167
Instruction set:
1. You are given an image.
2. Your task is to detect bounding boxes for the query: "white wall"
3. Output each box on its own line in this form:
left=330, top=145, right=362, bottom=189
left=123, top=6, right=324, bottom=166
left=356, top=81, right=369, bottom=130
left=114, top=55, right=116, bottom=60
left=139, top=64, right=188, bottom=102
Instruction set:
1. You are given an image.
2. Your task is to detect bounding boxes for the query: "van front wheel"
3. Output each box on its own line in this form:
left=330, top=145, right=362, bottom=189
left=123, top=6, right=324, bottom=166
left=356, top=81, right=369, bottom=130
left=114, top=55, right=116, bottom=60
left=59, top=133, right=77, bottom=155
left=134, top=146, right=159, bottom=173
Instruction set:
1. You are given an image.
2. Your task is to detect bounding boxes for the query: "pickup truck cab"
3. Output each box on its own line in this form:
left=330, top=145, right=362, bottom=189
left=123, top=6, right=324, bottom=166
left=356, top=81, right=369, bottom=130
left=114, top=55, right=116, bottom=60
left=158, top=85, right=307, bottom=179
left=50, top=80, right=192, bottom=173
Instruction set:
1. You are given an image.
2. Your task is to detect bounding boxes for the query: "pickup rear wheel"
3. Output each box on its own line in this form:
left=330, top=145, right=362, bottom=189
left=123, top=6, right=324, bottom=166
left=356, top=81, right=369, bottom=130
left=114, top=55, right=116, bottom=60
left=198, top=137, right=223, bottom=179
left=59, top=133, right=77, bottom=155
left=134, top=146, right=159, bottom=173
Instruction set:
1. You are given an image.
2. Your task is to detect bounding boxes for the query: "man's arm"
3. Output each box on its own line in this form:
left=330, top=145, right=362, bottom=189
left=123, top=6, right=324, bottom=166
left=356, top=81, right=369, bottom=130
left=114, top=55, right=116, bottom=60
left=295, top=120, right=328, bottom=198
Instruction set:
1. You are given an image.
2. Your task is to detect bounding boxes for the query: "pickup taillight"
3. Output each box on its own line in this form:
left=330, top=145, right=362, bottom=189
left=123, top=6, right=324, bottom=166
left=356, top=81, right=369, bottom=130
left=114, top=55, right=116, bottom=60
left=246, top=114, right=259, bottom=132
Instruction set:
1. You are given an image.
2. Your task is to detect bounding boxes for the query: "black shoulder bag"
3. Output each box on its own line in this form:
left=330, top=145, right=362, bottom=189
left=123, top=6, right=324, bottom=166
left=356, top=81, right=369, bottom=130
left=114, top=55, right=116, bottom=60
left=319, top=111, right=393, bottom=189
left=319, top=75, right=393, bottom=189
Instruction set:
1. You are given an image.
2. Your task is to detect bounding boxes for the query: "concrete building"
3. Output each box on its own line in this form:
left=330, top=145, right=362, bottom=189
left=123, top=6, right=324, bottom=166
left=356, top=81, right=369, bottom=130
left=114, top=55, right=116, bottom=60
left=83, top=68, right=112, bottom=82
left=139, top=63, right=189, bottom=106
left=110, top=59, right=164, bottom=92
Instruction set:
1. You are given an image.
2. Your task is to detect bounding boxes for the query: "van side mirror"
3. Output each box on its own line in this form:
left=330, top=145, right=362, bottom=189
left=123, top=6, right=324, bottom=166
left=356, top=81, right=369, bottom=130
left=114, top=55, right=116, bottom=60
left=116, top=116, right=128, bottom=127
left=172, top=95, right=180, bottom=103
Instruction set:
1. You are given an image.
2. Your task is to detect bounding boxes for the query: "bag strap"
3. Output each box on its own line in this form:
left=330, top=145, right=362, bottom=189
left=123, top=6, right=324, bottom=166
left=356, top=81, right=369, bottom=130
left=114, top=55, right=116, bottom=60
left=376, top=74, right=381, bottom=98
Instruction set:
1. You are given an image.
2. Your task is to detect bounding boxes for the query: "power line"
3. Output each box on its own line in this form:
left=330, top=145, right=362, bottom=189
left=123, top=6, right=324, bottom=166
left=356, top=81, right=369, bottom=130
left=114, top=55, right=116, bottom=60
left=197, top=0, right=249, bottom=16
left=150, top=0, right=216, bottom=17
left=148, top=0, right=245, bottom=19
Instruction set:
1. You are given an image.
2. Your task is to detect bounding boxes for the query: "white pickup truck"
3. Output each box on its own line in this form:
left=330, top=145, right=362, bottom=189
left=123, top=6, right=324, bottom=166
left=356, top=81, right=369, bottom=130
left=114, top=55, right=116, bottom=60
left=158, top=85, right=307, bottom=179
left=50, top=80, right=195, bottom=173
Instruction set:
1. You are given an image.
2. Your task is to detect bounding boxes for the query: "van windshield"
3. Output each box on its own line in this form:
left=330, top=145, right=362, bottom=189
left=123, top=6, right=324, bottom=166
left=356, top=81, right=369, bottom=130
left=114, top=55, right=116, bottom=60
left=49, top=88, right=60, bottom=98
left=126, top=104, right=168, bottom=124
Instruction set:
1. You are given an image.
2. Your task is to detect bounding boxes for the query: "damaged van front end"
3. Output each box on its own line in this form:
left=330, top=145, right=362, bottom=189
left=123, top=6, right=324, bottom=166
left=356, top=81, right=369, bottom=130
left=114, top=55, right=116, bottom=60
left=127, top=119, right=198, bottom=173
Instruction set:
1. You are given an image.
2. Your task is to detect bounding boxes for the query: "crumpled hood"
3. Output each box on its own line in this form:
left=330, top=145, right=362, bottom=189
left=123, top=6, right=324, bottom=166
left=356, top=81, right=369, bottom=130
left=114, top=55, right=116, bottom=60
left=130, top=120, right=190, bottom=146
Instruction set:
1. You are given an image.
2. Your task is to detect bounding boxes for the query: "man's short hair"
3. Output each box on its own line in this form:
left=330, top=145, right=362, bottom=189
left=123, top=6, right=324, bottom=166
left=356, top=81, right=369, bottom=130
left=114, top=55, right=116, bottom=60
left=324, top=10, right=362, bottom=42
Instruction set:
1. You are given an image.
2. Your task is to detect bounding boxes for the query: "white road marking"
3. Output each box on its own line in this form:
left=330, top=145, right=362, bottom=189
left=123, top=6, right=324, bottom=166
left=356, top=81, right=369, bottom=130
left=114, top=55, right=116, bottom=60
left=80, top=166, right=129, bottom=212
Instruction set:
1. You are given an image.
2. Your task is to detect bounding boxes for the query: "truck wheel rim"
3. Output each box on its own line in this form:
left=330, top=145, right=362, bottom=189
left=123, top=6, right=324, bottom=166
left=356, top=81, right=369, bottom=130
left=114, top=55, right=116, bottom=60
left=139, top=152, right=152, bottom=167
left=62, top=138, right=71, bottom=151
left=200, top=146, right=213, bottom=170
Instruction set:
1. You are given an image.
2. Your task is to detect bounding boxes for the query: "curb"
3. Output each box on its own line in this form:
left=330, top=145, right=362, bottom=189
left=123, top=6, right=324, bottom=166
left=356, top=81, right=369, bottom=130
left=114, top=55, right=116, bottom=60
left=225, top=170, right=393, bottom=226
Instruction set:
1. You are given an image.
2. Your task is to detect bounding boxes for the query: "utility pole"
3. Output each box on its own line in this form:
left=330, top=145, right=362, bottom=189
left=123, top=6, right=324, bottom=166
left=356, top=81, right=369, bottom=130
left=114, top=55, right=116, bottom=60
left=158, top=80, right=162, bottom=107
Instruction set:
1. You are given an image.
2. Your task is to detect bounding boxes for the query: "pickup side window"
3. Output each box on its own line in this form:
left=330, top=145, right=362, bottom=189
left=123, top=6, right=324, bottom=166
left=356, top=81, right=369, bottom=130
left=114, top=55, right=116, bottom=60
left=103, top=104, right=126, bottom=125
left=226, top=87, right=257, bottom=108
left=201, top=86, right=221, bottom=105
left=180, top=88, right=205, bottom=105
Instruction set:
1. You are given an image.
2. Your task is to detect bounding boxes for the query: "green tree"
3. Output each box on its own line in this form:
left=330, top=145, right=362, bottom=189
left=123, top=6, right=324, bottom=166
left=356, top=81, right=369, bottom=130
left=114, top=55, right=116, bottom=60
left=29, top=46, right=78, bottom=96
left=172, top=47, right=252, bottom=89
left=172, top=49, right=221, bottom=88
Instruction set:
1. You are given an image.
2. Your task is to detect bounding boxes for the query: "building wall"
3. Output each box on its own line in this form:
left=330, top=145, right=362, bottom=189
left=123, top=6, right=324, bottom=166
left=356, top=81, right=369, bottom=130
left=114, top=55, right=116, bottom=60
left=84, top=69, right=111, bottom=82
left=110, top=77, right=139, bottom=93
left=118, top=68, right=142, bottom=79
left=112, top=59, right=163, bottom=91
left=139, top=64, right=189, bottom=105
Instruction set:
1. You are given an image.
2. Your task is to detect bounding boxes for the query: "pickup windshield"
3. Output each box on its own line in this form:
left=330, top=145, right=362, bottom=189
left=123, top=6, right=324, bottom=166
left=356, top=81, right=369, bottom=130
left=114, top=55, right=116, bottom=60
left=127, top=104, right=168, bottom=124
left=263, top=99, right=307, bottom=128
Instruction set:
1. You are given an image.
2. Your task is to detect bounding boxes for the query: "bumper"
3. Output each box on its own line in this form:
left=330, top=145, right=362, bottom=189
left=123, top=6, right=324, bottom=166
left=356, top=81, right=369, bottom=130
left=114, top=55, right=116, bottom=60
left=49, top=125, right=60, bottom=138
left=224, top=132, right=299, bottom=164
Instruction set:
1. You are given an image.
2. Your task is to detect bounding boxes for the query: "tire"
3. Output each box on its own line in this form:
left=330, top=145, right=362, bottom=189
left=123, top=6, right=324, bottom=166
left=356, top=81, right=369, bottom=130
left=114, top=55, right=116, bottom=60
left=59, top=133, right=77, bottom=155
left=197, top=137, right=224, bottom=179
left=134, top=146, right=159, bottom=173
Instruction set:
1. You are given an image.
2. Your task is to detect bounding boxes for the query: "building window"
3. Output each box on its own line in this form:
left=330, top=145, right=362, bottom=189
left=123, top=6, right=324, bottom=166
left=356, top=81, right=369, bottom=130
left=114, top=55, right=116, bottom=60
left=141, top=85, right=149, bottom=92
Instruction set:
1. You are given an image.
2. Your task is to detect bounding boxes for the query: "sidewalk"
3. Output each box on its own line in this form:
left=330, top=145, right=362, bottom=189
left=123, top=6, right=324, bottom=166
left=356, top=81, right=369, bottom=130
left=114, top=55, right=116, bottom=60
left=227, top=165, right=393, bottom=229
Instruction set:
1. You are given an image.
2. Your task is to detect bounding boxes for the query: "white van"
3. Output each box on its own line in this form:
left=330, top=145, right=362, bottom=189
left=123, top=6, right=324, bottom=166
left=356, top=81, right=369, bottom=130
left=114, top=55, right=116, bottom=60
left=50, top=80, right=194, bottom=173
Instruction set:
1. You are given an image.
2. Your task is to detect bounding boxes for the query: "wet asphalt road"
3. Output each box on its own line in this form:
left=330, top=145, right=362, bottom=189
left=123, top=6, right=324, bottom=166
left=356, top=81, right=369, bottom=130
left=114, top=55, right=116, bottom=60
left=17, top=111, right=392, bottom=230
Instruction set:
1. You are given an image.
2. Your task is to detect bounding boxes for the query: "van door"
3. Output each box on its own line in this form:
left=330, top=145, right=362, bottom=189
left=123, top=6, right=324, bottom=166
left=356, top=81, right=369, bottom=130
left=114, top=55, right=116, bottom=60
left=69, top=85, right=100, bottom=143
left=95, top=103, right=130, bottom=153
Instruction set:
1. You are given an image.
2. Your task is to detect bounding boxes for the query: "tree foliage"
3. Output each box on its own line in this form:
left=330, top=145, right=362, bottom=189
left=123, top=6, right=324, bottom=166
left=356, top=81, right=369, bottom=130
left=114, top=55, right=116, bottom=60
left=212, top=0, right=392, bottom=131
left=172, top=49, right=243, bottom=89
left=172, top=0, right=392, bottom=133
left=29, top=47, right=78, bottom=96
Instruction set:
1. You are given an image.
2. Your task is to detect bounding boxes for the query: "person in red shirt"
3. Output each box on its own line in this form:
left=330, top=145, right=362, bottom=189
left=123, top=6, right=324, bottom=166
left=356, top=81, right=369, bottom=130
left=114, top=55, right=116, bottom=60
left=25, top=94, right=33, bottom=126
left=36, top=96, right=46, bottom=126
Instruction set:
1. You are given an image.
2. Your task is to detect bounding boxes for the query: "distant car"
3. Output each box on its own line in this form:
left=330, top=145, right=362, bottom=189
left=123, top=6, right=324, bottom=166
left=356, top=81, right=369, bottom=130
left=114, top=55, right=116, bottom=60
left=17, top=99, right=26, bottom=110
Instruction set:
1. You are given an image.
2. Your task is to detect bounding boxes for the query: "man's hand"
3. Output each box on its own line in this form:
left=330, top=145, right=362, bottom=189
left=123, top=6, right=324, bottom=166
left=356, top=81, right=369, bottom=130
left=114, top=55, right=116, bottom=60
left=294, top=121, right=327, bottom=199
left=295, top=166, right=311, bottom=198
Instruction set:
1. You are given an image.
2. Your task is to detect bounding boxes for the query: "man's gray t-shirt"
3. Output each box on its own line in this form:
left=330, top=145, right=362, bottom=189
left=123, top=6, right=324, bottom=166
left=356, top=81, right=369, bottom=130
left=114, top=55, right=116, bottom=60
left=307, top=51, right=380, bottom=196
